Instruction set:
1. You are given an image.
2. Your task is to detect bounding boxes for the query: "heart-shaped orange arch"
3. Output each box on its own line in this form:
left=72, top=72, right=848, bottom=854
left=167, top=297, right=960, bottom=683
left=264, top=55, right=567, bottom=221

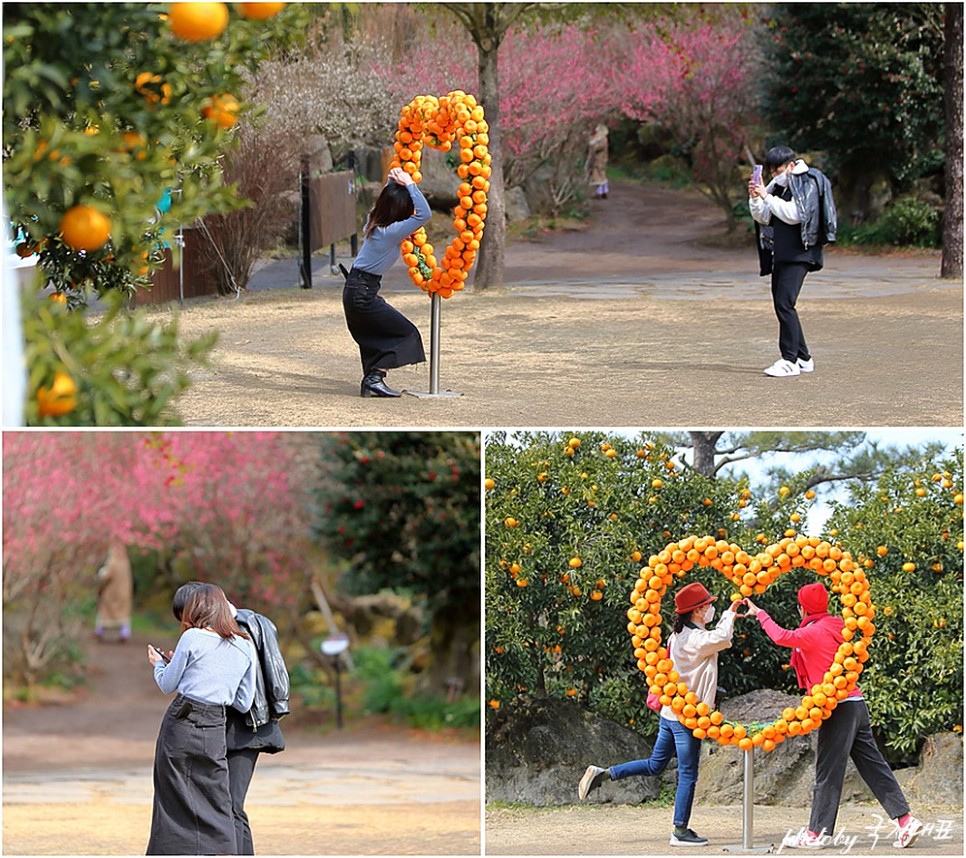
left=629, top=534, right=876, bottom=752
left=390, top=91, right=491, bottom=299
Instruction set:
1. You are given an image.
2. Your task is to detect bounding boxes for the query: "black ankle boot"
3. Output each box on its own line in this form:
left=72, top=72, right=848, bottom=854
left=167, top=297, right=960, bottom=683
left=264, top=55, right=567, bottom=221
left=361, top=370, right=400, bottom=398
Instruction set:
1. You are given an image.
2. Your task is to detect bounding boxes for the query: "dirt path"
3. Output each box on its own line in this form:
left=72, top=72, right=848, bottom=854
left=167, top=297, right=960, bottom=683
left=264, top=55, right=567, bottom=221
left=149, top=182, right=962, bottom=428
left=2, top=631, right=480, bottom=855
left=485, top=803, right=964, bottom=856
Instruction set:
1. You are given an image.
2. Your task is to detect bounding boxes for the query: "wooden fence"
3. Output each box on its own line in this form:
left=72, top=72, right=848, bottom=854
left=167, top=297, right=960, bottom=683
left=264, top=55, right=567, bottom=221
left=300, top=166, right=358, bottom=287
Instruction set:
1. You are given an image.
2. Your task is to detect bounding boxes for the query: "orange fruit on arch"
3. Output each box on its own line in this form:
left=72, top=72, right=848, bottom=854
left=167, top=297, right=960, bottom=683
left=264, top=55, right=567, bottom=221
left=391, top=91, right=488, bottom=298
left=631, top=533, right=875, bottom=752
left=169, top=2, right=230, bottom=41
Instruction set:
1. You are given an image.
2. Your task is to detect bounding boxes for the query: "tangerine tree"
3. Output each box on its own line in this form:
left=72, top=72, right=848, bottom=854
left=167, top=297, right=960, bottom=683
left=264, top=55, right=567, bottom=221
left=3, top=2, right=306, bottom=424
left=485, top=431, right=748, bottom=728
left=822, top=448, right=964, bottom=757
left=486, top=431, right=963, bottom=760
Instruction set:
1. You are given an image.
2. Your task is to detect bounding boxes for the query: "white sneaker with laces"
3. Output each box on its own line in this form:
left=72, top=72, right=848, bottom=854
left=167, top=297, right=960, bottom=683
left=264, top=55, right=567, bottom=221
left=893, top=816, right=923, bottom=848
left=764, top=359, right=801, bottom=377
left=781, top=828, right=830, bottom=850
left=797, top=357, right=815, bottom=373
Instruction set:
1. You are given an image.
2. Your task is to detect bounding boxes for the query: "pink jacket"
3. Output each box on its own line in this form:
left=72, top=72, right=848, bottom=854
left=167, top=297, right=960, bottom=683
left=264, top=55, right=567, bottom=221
left=756, top=610, right=862, bottom=697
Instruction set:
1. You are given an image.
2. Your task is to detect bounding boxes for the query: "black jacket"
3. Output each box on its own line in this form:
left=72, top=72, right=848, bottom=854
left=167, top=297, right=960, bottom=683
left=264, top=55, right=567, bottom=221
left=790, top=167, right=837, bottom=249
left=236, top=609, right=290, bottom=729
left=756, top=166, right=837, bottom=275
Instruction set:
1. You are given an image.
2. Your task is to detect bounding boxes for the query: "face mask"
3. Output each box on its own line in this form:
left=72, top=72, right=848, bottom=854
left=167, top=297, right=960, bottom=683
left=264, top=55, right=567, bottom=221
left=703, top=605, right=716, bottom=624
left=772, top=171, right=789, bottom=187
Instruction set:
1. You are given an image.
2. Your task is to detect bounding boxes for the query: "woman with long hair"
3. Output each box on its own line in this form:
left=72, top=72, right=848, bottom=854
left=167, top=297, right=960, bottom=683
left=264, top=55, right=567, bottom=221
left=342, top=166, right=431, bottom=397
left=169, top=583, right=291, bottom=856
left=577, top=582, right=741, bottom=847
left=146, top=582, right=257, bottom=855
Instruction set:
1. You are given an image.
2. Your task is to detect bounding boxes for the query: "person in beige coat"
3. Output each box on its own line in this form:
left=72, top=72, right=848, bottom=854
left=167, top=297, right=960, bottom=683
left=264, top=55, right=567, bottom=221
left=95, top=541, right=133, bottom=642
left=578, top=582, right=741, bottom=847
left=586, top=124, right=609, bottom=199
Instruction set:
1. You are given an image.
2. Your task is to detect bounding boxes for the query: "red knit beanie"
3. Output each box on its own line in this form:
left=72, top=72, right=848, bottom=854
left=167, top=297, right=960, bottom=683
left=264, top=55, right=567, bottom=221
left=798, top=582, right=829, bottom=614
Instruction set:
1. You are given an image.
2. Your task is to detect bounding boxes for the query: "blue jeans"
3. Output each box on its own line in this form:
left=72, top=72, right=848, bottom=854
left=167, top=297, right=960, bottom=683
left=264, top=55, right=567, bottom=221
left=609, top=716, right=701, bottom=828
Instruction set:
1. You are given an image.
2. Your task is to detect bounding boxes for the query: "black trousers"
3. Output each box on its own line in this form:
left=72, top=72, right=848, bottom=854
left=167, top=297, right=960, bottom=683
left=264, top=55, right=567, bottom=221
left=771, top=262, right=811, bottom=362
left=147, top=695, right=237, bottom=855
left=809, top=699, right=910, bottom=836
left=227, top=748, right=259, bottom=855
left=342, top=268, right=425, bottom=375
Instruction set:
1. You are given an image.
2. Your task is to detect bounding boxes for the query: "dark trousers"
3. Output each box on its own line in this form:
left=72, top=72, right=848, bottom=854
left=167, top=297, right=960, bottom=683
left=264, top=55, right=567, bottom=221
left=227, top=748, right=259, bottom=855
left=342, top=268, right=425, bottom=375
left=147, top=695, right=237, bottom=855
left=771, top=262, right=811, bottom=362
left=809, top=699, right=910, bottom=836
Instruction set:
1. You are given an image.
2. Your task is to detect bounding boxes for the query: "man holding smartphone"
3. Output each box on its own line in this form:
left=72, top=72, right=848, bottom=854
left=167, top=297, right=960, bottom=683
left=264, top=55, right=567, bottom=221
left=748, top=146, right=837, bottom=378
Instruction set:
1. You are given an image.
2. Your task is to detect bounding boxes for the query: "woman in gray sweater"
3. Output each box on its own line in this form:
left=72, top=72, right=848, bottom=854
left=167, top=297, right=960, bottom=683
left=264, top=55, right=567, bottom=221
left=342, top=166, right=432, bottom=398
left=146, top=583, right=256, bottom=855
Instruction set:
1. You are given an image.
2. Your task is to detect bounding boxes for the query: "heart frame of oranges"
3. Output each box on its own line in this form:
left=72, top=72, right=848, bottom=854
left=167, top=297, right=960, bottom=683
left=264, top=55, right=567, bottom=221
left=628, top=534, right=876, bottom=752
left=390, top=91, right=490, bottom=299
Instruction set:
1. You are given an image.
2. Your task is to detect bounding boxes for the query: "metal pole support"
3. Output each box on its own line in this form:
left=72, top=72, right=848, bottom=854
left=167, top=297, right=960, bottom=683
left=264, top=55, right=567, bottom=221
left=429, top=291, right=442, bottom=394
left=405, top=292, right=460, bottom=398
left=299, top=155, right=312, bottom=288
left=722, top=749, right=773, bottom=853
left=334, top=659, right=343, bottom=729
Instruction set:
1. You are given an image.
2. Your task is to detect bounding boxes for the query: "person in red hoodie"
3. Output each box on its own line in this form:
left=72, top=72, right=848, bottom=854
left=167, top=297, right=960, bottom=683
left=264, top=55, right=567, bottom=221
left=744, top=583, right=923, bottom=849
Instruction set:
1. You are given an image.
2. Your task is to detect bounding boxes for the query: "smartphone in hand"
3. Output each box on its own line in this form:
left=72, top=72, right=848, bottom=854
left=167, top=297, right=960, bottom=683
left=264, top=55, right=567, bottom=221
left=151, top=645, right=171, bottom=664
left=752, top=164, right=763, bottom=185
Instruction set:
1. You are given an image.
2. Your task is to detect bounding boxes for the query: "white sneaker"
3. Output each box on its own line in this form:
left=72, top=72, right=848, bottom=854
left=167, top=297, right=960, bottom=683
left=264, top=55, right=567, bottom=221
left=764, top=359, right=801, bottom=377
left=577, top=765, right=608, bottom=800
left=781, top=828, right=830, bottom=849
left=893, top=816, right=924, bottom=848
left=797, top=357, right=814, bottom=373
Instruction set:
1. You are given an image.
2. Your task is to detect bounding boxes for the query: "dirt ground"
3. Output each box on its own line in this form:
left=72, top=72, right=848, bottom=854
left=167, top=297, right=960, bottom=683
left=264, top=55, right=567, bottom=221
left=484, top=803, right=964, bottom=856
left=2, top=630, right=480, bottom=856
left=145, top=182, right=962, bottom=428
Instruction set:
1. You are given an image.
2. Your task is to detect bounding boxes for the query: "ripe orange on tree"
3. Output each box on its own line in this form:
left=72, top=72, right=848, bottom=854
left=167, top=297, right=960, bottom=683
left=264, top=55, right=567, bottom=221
left=60, top=205, right=111, bottom=251
left=169, top=2, right=230, bottom=41
left=240, top=2, right=285, bottom=19
left=202, top=94, right=240, bottom=128
left=36, top=371, right=78, bottom=417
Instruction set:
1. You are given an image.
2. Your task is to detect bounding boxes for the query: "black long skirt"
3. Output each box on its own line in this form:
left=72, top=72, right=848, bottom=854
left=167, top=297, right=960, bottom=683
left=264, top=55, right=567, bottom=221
left=146, top=694, right=237, bottom=855
left=342, top=268, right=425, bottom=374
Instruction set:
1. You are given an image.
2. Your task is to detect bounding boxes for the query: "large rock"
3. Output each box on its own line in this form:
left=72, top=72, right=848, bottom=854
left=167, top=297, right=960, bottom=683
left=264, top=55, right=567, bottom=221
left=697, top=691, right=963, bottom=810
left=414, top=148, right=459, bottom=209
left=696, top=689, right=817, bottom=806
left=486, top=693, right=964, bottom=811
left=896, top=732, right=963, bottom=807
left=522, top=164, right=555, bottom=216
left=504, top=186, right=531, bottom=223
left=486, top=697, right=669, bottom=806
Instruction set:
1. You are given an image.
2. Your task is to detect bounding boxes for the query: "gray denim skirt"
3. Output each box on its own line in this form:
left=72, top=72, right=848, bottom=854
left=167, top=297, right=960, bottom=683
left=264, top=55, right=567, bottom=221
left=146, top=693, right=236, bottom=855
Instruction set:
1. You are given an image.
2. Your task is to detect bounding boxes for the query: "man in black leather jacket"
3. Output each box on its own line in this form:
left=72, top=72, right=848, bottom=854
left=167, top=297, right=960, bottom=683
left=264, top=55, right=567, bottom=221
left=227, top=607, right=290, bottom=855
left=750, top=146, right=838, bottom=378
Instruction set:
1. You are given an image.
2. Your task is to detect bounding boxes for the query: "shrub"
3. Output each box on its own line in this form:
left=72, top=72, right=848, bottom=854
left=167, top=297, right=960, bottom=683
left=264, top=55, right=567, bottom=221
left=485, top=431, right=749, bottom=733
left=193, top=124, right=302, bottom=294
left=877, top=195, right=941, bottom=247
